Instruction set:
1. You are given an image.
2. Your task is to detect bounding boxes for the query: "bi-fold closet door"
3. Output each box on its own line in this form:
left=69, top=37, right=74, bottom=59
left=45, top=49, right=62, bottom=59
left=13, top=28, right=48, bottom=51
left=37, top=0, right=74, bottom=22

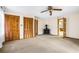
left=5, top=14, right=38, bottom=41
left=5, top=14, right=20, bottom=41
left=24, top=17, right=33, bottom=39
left=24, top=17, right=38, bottom=39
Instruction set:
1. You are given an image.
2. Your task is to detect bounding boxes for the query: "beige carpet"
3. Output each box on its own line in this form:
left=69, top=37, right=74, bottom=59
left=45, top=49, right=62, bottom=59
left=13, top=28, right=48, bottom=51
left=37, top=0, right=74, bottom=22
left=0, top=35, right=79, bottom=53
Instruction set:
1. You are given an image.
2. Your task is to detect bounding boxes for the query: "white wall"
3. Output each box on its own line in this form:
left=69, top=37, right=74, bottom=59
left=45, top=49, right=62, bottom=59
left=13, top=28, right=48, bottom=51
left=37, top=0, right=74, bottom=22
left=46, top=18, right=57, bottom=35
left=66, top=12, right=79, bottom=39
left=20, top=16, right=24, bottom=39
left=5, top=10, right=79, bottom=39
left=38, top=19, right=46, bottom=34
left=38, top=18, right=57, bottom=35
left=0, top=8, right=5, bottom=48
left=38, top=12, right=79, bottom=39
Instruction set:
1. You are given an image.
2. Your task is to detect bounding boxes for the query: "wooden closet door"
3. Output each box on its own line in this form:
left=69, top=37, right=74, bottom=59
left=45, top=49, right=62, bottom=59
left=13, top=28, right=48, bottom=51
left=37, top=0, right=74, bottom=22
left=34, top=20, right=38, bottom=36
left=24, top=17, right=33, bottom=39
left=5, top=14, right=20, bottom=41
left=5, top=15, right=13, bottom=41
left=24, top=18, right=28, bottom=39
left=12, top=16, right=20, bottom=40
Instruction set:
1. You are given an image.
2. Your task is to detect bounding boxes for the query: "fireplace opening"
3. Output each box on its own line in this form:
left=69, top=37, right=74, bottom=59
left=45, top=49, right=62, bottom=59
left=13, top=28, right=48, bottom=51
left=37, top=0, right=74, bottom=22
left=43, top=24, right=50, bottom=34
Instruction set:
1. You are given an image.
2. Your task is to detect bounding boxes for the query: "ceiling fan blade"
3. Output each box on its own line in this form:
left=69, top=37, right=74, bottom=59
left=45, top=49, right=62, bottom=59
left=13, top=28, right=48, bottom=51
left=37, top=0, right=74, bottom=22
left=53, top=9, right=62, bottom=11
left=41, top=10, right=48, bottom=13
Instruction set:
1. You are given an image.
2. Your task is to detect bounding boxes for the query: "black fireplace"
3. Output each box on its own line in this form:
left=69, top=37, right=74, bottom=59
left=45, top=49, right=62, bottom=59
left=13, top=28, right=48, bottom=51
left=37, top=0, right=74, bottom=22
left=43, top=24, right=50, bottom=34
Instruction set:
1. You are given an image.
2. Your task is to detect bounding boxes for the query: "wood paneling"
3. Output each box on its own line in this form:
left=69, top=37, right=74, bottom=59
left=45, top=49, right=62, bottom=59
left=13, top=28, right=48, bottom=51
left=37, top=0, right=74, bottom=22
left=24, top=17, right=33, bottom=39
left=34, top=20, right=38, bottom=36
left=5, top=14, right=20, bottom=41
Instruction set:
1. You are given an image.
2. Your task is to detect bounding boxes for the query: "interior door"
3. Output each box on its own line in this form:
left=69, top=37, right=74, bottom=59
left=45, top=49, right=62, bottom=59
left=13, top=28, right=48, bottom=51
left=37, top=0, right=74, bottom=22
left=58, top=18, right=66, bottom=38
left=34, top=19, right=38, bottom=36
left=24, top=17, right=33, bottom=39
left=5, top=14, right=20, bottom=41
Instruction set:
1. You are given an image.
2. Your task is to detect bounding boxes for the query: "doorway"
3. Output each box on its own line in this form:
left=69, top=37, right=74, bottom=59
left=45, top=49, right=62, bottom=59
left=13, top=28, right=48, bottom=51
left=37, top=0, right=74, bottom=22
left=57, top=17, right=66, bottom=38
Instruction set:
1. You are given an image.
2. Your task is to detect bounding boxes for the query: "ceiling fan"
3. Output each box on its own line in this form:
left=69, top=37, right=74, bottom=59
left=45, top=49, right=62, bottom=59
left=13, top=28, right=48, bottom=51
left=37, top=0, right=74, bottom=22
left=41, top=6, right=62, bottom=16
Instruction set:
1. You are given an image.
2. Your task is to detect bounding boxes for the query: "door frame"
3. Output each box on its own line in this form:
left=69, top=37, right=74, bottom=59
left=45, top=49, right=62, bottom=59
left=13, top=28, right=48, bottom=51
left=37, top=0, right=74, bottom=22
left=57, top=17, right=66, bottom=38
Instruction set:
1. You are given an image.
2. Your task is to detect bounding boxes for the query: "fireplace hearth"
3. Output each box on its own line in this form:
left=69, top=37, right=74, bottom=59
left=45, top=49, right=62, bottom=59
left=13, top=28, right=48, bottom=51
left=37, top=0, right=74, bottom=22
left=43, top=24, right=50, bottom=34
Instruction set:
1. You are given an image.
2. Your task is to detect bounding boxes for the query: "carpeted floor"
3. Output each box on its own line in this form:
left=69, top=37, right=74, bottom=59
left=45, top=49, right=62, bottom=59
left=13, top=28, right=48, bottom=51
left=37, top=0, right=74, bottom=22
left=0, top=35, right=79, bottom=53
